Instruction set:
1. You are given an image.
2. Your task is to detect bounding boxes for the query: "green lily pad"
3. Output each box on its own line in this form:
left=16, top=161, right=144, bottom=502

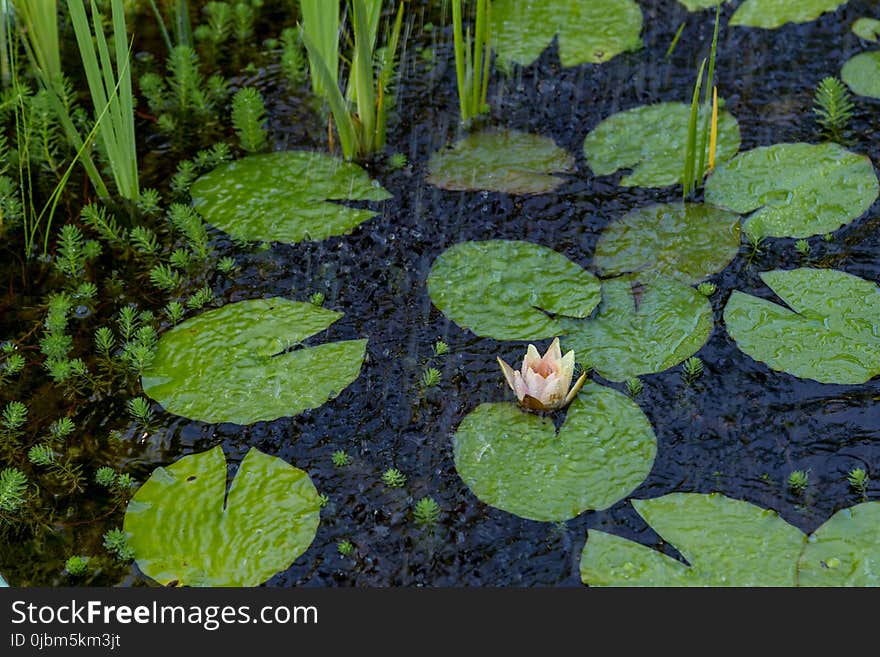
left=453, top=383, right=656, bottom=522
left=142, top=298, right=367, bottom=424
left=580, top=493, right=805, bottom=586
left=189, top=150, right=391, bottom=244
left=426, top=130, right=575, bottom=195
left=582, top=102, right=741, bottom=188
left=852, top=18, right=880, bottom=41
left=730, top=0, right=850, bottom=29
left=593, top=203, right=741, bottom=284
left=704, top=142, right=879, bottom=239
left=842, top=51, right=880, bottom=99
left=678, top=0, right=727, bottom=10
left=561, top=275, right=713, bottom=382
left=490, top=0, right=643, bottom=68
left=124, top=446, right=321, bottom=587
left=724, top=268, right=880, bottom=384
left=426, top=240, right=601, bottom=341
left=797, top=503, right=880, bottom=586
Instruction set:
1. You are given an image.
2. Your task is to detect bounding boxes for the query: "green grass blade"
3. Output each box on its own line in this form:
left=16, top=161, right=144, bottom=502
left=300, top=0, right=339, bottom=100
left=683, top=57, right=706, bottom=200
left=351, top=0, right=375, bottom=152
left=452, top=0, right=468, bottom=123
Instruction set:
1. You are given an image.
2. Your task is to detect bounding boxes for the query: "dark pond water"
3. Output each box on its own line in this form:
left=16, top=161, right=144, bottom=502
left=2, top=0, right=880, bottom=586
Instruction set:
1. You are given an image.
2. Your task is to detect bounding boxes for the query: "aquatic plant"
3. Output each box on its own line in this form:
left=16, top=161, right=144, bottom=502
left=697, top=282, right=717, bottom=297
left=216, top=257, right=236, bottom=275
left=95, top=467, right=117, bottom=488
left=0, top=468, right=28, bottom=513
left=452, top=0, right=491, bottom=125
left=68, top=0, right=139, bottom=201
left=64, top=555, right=89, bottom=576
left=795, top=239, right=810, bottom=256
left=432, top=340, right=449, bottom=357
left=681, top=356, right=704, bottom=384
left=382, top=468, right=407, bottom=488
left=387, top=152, right=408, bottom=169
left=682, top=6, right=720, bottom=199
left=337, top=539, right=354, bottom=556
left=813, top=77, right=853, bottom=139
left=230, top=87, right=268, bottom=152
left=497, top=338, right=587, bottom=412
left=102, top=527, right=134, bottom=562
left=308, top=292, right=325, bottom=307
left=331, top=450, right=350, bottom=468
left=625, top=377, right=643, bottom=397
left=847, top=468, right=869, bottom=498
left=419, top=367, right=442, bottom=389
left=787, top=470, right=809, bottom=494
left=127, top=397, right=154, bottom=428
left=300, top=0, right=405, bottom=160
left=280, top=27, right=307, bottom=86
left=413, top=496, right=441, bottom=527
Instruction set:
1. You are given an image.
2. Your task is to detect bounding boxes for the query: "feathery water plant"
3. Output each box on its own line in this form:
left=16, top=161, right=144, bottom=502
left=64, top=555, right=89, bottom=576
left=337, top=539, right=354, bottom=556
left=67, top=0, right=139, bottom=201
left=103, top=527, right=134, bottom=561
left=231, top=87, right=268, bottom=152
left=813, top=76, right=853, bottom=140
left=697, top=282, right=717, bottom=297
left=0, top=468, right=28, bottom=513
left=625, top=377, right=643, bottom=397
left=787, top=469, right=809, bottom=495
left=432, top=340, right=449, bottom=357
left=382, top=468, right=407, bottom=488
left=331, top=450, right=350, bottom=467
left=452, top=0, right=491, bottom=125
left=413, top=496, right=441, bottom=527
left=847, top=467, right=869, bottom=498
left=280, top=27, right=307, bottom=86
left=419, top=367, right=442, bottom=388
left=127, top=397, right=153, bottom=427
left=682, top=356, right=704, bottom=384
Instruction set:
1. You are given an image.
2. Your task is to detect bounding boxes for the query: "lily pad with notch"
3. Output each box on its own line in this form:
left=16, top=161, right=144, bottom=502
left=141, top=298, right=367, bottom=424
left=842, top=51, right=880, bottom=99
left=124, top=446, right=321, bottom=587
left=189, top=150, right=392, bottom=245
left=704, top=142, right=879, bottom=239
left=490, top=0, right=643, bottom=68
left=724, top=268, right=880, bottom=384
left=426, top=240, right=601, bottom=341
left=582, top=102, right=741, bottom=188
left=593, top=203, right=741, bottom=284
left=426, top=130, right=575, bottom=195
left=580, top=493, right=880, bottom=586
left=852, top=18, right=880, bottom=41
left=453, top=382, right=656, bottom=522
left=729, top=0, right=850, bottom=29
left=560, top=274, right=713, bottom=382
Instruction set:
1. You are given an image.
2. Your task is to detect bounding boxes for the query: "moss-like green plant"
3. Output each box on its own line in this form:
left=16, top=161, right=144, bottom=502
left=847, top=468, right=869, bottom=498
left=103, top=527, right=134, bottom=561
left=382, top=468, right=406, bottom=488
left=697, top=282, right=717, bottom=297
left=64, top=555, right=89, bottom=576
left=432, top=340, right=449, bottom=357
left=0, top=468, right=28, bottom=513
left=337, top=539, right=354, bottom=556
left=280, top=27, right=307, bottom=85
left=787, top=469, right=809, bottom=495
left=813, top=76, right=853, bottom=140
left=231, top=87, right=268, bottom=153
left=413, top=496, right=441, bottom=527
left=127, top=397, right=153, bottom=427
left=625, top=377, right=643, bottom=397
left=331, top=450, right=350, bottom=467
left=419, top=367, right=442, bottom=389
left=681, top=356, right=704, bottom=384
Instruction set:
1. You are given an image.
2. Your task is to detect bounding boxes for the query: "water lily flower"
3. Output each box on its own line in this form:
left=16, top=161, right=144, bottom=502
left=496, top=337, right=587, bottom=412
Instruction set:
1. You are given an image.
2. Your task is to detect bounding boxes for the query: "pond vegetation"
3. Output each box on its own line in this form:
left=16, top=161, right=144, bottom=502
left=1, top=0, right=880, bottom=587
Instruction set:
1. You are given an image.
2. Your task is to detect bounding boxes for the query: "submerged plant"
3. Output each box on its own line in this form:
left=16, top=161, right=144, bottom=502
left=697, top=282, right=717, bottom=297
left=432, top=340, right=449, bottom=357
left=337, top=539, right=354, bottom=556
left=813, top=76, right=853, bottom=140
left=382, top=468, right=407, bottom=488
left=625, top=377, right=643, bottom=397
left=787, top=469, right=809, bottom=495
left=847, top=468, right=869, bottom=498
left=681, top=356, right=704, bottom=384
left=795, top=239, right=810, bottom=256
left=64, top=555, right=90, bottom=576
left=497, top=338, right=588, bottom=412
left=308, top=291, right=325, bottom=307
left=331, top=450, right=350, bottom=467
left=103, top=527, right=134, bottom=561
left=231, top=87, right=268, bottom=152
left=413, top=496, right=441, bottom=527
left=127, top=397, right=153, bottom=427
left=387, top=152, right=408, bottom=170
left=419, top=367, right=442, bottom=389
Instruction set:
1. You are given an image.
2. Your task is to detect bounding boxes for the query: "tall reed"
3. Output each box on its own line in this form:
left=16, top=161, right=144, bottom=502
left=452, top=0, right=490, bottom=126
left=301, top=0, right=405, bottom=160
left=68, top=0, right=139, bottom=202
left=300, top=0, right=339, bottom=100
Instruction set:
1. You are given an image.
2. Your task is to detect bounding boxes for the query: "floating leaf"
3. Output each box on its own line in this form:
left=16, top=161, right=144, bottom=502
left=678, top=0, right=727, bottom=9
left=730, top=0, right=850, bottom=29
left=427, top=240, right=601, bottom=341
left=561, top=275, right=713, bottom=382
left=190, top=151, right=391, bottom=244
left=490, top=0, right=643, bottom=68
left=842, top=51, right=880, bottom=99
left=453, top=383, right=656, bottom=522
left=724, top=268, right=880, bottom=384
left=426, top=130, right=575, bottom=195
left=593, top=203, right=741, bottom=284
left=580, top=493, right=805, bottom=586
left=583, top=102, right=741, bottom=188
left=704, top=142, right=878, bottom=239
left=852, top=18, right=880, bottom=41
left=142, top=298, right=366, bottom=424
left=797, top=503, right=880, bottom=586
left=124, top=446, right=321, bottom=587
